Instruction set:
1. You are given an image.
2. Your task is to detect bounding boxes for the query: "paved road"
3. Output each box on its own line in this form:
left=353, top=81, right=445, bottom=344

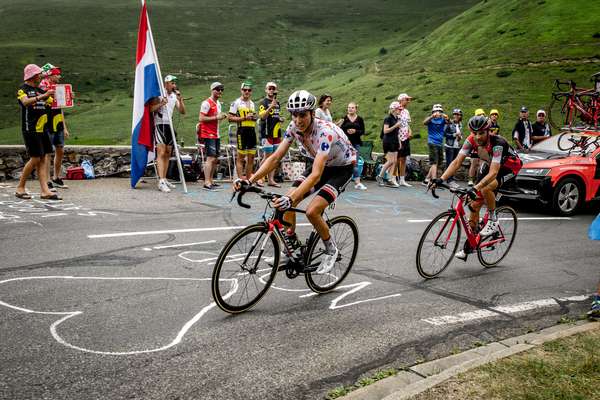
left=1, top=179, right=598, bottom=400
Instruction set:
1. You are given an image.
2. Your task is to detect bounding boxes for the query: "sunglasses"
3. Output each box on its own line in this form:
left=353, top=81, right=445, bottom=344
left=267, top=87, right=276, bottom=90
left=242, top=88, right=252, bottom=92
left=213, top=87, right=224, bottom=92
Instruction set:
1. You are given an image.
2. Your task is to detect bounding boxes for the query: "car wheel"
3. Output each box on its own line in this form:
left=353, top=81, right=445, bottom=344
left=551, top=177, right=582, bottom=216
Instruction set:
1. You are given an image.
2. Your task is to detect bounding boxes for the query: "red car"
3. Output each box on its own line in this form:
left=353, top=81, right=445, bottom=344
left=499, top=130, right=600, bottom=216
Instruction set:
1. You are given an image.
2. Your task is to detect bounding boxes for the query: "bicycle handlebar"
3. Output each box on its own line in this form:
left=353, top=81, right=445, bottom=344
left=429, top=182, right=469, bottom=199
left=234, top=184, right=282, bottom=209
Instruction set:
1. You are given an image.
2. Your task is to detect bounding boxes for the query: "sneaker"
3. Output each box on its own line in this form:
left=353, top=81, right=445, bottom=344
left=454, top=250, right=468, bottom=261
left=479, top=220, right=499, bottom=236
left=52, top=178, right=68, bottom=189
left=376, top=175, right=385, bottom=186
left=386, top=180, right=400, bottom=188
left=587, top=295, right=600, bottom=319
left=211, top=182, right=222, bottom=187
left=354, top=182, right=367, bottom=190
left=165, top=180, right=176, bottom=189
left=47, top=181, right=54, bottom=189
left=316, top=247, right=339, bottom=275
left=421, top=179, right=430, bottom=186
left=158, top=181, right=171, bottom=193
left=468, top=179, right=474, bottom=187
left=203, top=184, right=219, bottom=191
left=399, top=179, right=412, bottom=187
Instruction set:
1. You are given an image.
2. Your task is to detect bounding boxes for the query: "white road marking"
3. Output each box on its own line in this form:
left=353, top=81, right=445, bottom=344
left=422, top=294, right=590, bottom=326
left=152, top=240, right=216, bottom=250
left=408, top=217, right=573, bottom=223
left=88, top=223, right=312, bottom=239
left=0, top=275, right=222, bottom=356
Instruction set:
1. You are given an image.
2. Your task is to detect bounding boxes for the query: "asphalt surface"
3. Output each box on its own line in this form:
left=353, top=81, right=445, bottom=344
left=0, top=178, right=598, bottom=400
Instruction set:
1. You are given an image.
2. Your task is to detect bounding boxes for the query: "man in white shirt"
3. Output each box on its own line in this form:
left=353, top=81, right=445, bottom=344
left=149, top=75, right=186, bottom=192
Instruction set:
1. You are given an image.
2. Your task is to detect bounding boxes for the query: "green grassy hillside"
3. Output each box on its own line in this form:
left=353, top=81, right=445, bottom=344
left=1, top=0, right=599, bottom=152
left=0, top=0, right=474, bottom=146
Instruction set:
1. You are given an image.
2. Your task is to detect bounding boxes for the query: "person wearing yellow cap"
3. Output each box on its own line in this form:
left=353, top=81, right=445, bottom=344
left=489, top=109, right=500, bottom=135
left=474, top=108, right=486, bottom=116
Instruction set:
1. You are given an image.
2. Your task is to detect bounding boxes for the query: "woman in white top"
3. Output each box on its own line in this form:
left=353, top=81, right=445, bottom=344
left=315, top=94, right=333, bottom=122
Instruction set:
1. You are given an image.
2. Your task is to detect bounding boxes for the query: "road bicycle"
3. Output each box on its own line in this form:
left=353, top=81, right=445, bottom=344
left=415, top=183, right=518, bottom=279
left=549, top=79, right=600, bottom=130
left=211, top=185, right=359, bottom=313
left=556, top=130, right=600, bottom=153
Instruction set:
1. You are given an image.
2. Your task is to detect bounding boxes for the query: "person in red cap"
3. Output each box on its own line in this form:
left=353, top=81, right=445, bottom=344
left=40, top=63, right=70, bottom=189
left=15, top=64, right=60, bottom=200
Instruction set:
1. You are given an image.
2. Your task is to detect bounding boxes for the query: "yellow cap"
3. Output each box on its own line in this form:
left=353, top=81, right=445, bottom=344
left=474, top=108, right=486, bottom=116
left=489, top=109, right=499, bottom=116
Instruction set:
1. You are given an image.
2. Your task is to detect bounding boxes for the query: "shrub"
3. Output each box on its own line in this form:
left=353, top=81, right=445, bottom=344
left=379, top=47, right=388, bottom=55
left=496, top=70, right=513, bottom=78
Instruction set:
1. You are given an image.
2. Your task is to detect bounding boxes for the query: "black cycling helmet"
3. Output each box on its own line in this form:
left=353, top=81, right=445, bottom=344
left=287, top=90, right=317, bottom=112
left=468, top=115, right=491, bottom=132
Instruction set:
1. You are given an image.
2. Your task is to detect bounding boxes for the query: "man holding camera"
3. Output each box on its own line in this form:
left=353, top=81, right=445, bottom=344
left=149, top=74, right=186, bottom=193
left=257, top=81, right=284, bottom=187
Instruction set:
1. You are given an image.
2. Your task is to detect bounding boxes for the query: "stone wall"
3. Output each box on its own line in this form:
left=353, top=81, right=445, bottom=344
left=0, top=145, right=471, bottom=181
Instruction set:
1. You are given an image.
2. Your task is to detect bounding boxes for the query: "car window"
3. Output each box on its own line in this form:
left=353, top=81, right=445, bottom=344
left=530, top=135, right=568, bottom=154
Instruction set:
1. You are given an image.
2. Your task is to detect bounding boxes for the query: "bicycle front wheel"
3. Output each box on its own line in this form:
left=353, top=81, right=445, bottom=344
left=477, top=206, right=518, bottom=267
left=557, top=131, right=579, bottom=151
left=416, top=211, right=461, bottom=279
left=305, top=216, right=359, bottom=293
left=211, top=223, right=280, bottom=313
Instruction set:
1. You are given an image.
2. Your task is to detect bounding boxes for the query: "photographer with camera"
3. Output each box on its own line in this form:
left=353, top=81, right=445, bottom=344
left=257, top=81, right=284, bottom=187
left=149, top=74, right=186, bottom=193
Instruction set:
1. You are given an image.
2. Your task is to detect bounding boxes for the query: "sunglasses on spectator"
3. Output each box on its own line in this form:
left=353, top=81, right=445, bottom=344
left=267, top=87, right=276, bottom=90
left=242, top=88, right=252, bottom=92
left=213, top=87, right=224, bottom=92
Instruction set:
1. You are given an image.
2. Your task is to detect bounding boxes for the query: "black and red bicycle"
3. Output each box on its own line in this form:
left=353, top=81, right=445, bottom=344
left=211, top=185, right=359, bottom=313
left=415, top=183, right=518, bottom=279
left=549, top=78, right=600, bottom=130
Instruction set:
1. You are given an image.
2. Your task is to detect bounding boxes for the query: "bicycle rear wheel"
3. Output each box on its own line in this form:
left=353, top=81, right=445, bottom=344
left=305, top=216, right=359, bottom=293
left=477, top=206, right=517, bottom=267
left=557, top=131, right=579, bottom=151
left=211, top=223, right=280, bottom=313
left=416, top=211, right=461, bottom=279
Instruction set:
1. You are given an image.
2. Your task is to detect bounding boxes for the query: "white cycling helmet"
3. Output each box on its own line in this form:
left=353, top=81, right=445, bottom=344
left=286, top=90, right=317, bottom=112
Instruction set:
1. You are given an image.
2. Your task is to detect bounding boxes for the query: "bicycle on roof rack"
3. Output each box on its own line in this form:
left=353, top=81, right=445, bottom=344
left=556, top=130, right=600, bottom=153
left=211, top=184, right=359, bottom=314
left=548, top=77, right=600, bottom=131
left=415, top=182, right=518, bottom=279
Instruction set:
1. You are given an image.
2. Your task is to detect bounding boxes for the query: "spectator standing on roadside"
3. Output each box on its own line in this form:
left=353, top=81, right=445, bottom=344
left=315, top=94, right=333, bottom=122
left=513, top=106, right=533, bottom=151
left=198, top=82, right=228, bottom=190
left=39, top=63, right=70, bottom=190
left=377, top=102, right=401, bottom=187
left=443, top=108, right=463, bottom=182
left=489, top=109, right=500, bottom=135
left=229, top=81, right=258, bottom=181
left=422, top=104, right=448, bottom=185
left=395, top=93, right=413, bottom=187
left=531, top=109, right=552, bottom=144
left=15, top=64, right=60, bottom=200
left=467, top=108, right=487, bottom=186
left=149, top=75, right=186, bottom=193
left=258, top=81, right=284, bottom=187
left=339, top=102, right=367, bottom=190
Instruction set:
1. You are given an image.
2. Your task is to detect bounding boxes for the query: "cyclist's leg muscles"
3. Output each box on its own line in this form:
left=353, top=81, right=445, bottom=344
left=306, top=196, right=330, bottom=240
left=480, top=180, right=499, bottom=211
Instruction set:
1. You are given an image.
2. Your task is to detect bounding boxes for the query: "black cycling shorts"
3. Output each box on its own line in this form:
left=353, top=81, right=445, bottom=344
left=236, top=126, right=257, bottom=155
left=292, top=164, right=353, bottom=204
left=22, top=131, right=52, bottom=157
left=477, top=163, right=518, bottom=187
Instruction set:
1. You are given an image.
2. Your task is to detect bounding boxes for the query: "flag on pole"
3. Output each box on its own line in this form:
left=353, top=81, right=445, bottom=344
left=131, top=1, right=161, bottom=188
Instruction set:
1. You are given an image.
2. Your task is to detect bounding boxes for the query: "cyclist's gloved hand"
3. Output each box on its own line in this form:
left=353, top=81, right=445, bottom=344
left=428, top=178, right=443, bottom=189
left=466, top=188, right=479, bottom=201
left=233, top=178, right=251, bottom=192
left=274, top=195, right=292, bottom=211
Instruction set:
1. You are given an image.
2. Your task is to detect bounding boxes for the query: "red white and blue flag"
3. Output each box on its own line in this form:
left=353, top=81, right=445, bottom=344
left=131, top=0, right=161, bottom=188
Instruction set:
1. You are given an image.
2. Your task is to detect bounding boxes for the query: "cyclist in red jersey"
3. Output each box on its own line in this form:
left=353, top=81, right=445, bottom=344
left=430, top=115, right=522, bottom=260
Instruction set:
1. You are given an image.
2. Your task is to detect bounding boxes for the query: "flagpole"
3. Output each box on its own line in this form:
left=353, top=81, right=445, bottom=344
left=143, top=0, right=188, bottom=193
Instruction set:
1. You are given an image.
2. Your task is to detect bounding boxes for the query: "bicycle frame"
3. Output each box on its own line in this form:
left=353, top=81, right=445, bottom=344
left=434, top=193, right=506, bottom=252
